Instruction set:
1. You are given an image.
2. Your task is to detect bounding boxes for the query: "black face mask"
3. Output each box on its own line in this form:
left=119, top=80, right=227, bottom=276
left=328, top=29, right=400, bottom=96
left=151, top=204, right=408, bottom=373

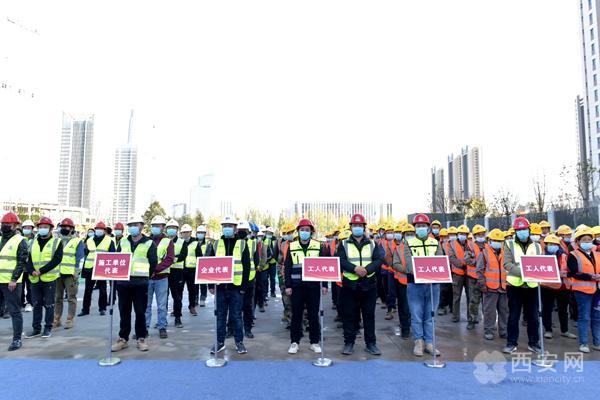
left=237, top=231, right=248, bottom=239
left=60, top=228, right=71, bottom=236
left=1, top=225, right=13, bottom=235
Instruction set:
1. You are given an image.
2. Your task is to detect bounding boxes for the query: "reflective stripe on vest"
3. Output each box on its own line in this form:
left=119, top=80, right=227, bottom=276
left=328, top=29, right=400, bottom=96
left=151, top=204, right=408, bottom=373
left=60, top=236, right=82, bottom=275
left=342, top=239, right=374, bottom=281
left=506, top=240, right=540, bottom=288
left=171, top=238, right=185, bottom=269
left=185, top=241, right=199, bottom=269
left=246, top=238, right=256, bottom=281
left=156, top=237, right=172, bottom=275
left=483, top=245, right=506, bottom=290
left=393, top=241, right=408, bottom=285
left=30, top=236, right=60, bottom=283
left=450, top=241, right=467, bottom=276
left=467, top=243, right=481, bottom=279
left=289, top=240, right=321, bottom=281
left=84, top=236, right=112, bottom=269
left=0, top=234, right=25, bottom=283
left=214, top=239, right=245, bottom=286
left=119, top=238, right=151, bottom=277
left=381, top=240, right=396, bottom=272
left=570, top=250, right=600, bottom=294
left=407, top=237, right=439, bottom=260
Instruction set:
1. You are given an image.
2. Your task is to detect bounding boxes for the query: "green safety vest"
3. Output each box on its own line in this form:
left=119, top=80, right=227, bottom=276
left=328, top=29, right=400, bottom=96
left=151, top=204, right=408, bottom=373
left=0, top=234, right=25, bottom=284
left=156, top=237, right=172, bottom=275
left=60, top=236, right=82, bottom=275
left=119, top=238, right=152, bottom=278
left=343, top=238, right=375, bottom=281
left=172, top=238, right=185, bottom=270
left=246, top=238, right=257, bottom=282
left=406, top=236, right=439, bottom=274
left=263, top=238, right=276, bottom=269
left=505, top=240, right=541, bottom=288
left=290, top=239, right=321, bottom=282
left=30, top=236, right=61, bottom=283
left=84, top=236, right=113, bottom=269
left=185, top=240, right=208, bottom=269
left=214, top=239, right=245, bottom=286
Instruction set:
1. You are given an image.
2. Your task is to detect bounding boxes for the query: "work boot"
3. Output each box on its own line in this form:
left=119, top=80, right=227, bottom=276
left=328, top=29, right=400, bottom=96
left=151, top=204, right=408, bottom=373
left=189, top=306, right=198, bottom=316
left=137, top=338, right=149, bottom=351
left=53, top=318, right=61, bottom=328
left=175, top=318, right=183, bottom=328
left=64, top=318, right=74, bottom=330
left=413, top=339, right=424, bottom=357
left=341, top=343, right=354, bottom=355
left=41, top=327, right=52, bottom=338
left=544, top=331, right=553, bottom=339
left=425, top=343, right=440, bottom=356
left=365, top=343, right=381, bottom=356
left=111, top=338, right=128, bottom=352
left=159, top=328, right=168, bottom=339
left=8, top=339, right=22, bottom=351
left=451, top=316, right=459, bottom=323
left=467, top=322, right=475, bottom=330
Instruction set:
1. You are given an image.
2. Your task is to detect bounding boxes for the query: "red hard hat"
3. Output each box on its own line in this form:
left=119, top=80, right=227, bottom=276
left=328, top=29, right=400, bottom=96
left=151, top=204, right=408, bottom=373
left=296, top=218, right=315, bottom=231
left=37, top=216, right=54, bottom=227
left=513, top=217, right=530, bottom=230
left=60, top=218, right=75, bottom=227
left=350, top=214, right=367, bottom=225
left=412, top=213, right=430, bottom=225
left=95, top=221, right=107, bottom=230
left=0, top=212, right=20, bottom=224
left=114, top=222, right=125, bottom=230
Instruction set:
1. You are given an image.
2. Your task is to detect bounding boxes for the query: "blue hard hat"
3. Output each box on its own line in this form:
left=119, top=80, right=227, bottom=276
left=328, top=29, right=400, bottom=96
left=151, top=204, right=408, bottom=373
left=249, top=222, right=259, bottom=233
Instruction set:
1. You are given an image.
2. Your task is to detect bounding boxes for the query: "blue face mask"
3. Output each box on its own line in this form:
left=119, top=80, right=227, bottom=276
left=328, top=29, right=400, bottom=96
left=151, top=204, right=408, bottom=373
left=299, top=231, right=311, bottom=241
left=475, top=237, right=486, bottom=243
left=128, top=226, right=140, bottom=236
left=580, top=242, right=594, bottom=252
left=416, top=227, right=429, bottom=239
left=546, top=244, right=559, bottom=254
left=516, top=230, right=530, bottom=242
left=564, top=237, right=572, bottom=243
left=351, top=227, right=364, bottom=237
left=95, top=229, right=105, bottom=237
left=114, top=229, right=123, bottom=236
left=448, top=235, right=457, bottom=241
left=38, top=228, right=50, bottom=237
left=490, top=241, right=502, bottom=250
left=394, top=233, right=402, bottom=241
left=283, top=234, right=291, bottom=241
left=23, top=228, right=32, bottom=236
left=151, top=227, right=162, bottom=236
left=197, top=233, right=205, bottom=241
left=87, top=231, right=94, bottom=238
left=167, top=228, right=177, bottom=237
left=432, top=229, right=440, bottom=236
left=223, top=227, right=234, bottom=238
left=458, top=234, right=467, bottom=242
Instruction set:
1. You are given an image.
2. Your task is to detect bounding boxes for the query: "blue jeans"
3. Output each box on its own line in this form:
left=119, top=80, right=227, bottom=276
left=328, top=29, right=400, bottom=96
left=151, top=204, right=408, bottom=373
left=574, top=290, right=600, bottom=346
left=145, top=279, right=168, bottom=330
left=407, top=283, right=440, bottom=344
left=217, top=286, right=243, bottom=343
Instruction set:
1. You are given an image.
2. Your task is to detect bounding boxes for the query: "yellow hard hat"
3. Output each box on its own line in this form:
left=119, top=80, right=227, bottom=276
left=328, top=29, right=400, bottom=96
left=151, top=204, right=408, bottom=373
left=283, top=223, right=296, bottom=234
left=592, top=226, right=600, bottom=236
left=431, top=220, right=442, bottom=227
left=439, top=228, right=448, bottom=237
left=338, top=230, right=351, bottom=240
left=384, top=224, right=395, bottom=232
left=403, top=224, right=416, bottom=233
left=447, top=226, right=458, bottom=235
left=556, top=225, right=573, bottom=236
left=472, top=224, right=486, bottom=235
left=529, top=223, right=542, bottom=235
left=487, top=229, right=505, bottom=242
left=508, top=228, right=515, bottom=235
left=539, top=220, right=551, bottom=229
left=394, top=224, right=404, bottom=232
left=543, top=234, right=561, bottom=245
left=575, top=228, right=593, bottom=241
left=457, top=225, right=470, bottom=234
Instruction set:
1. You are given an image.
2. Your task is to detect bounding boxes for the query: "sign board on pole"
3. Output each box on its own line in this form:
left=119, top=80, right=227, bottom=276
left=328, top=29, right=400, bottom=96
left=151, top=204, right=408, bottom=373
left=412, top=256, right=452, bottom=284
left=92, top=252, right=132, bottom=281
left=302, top=257, right=341, bottom=282
left=196, top=256, right=235, bottom=284
left=520, top=255, right=561, bottom=283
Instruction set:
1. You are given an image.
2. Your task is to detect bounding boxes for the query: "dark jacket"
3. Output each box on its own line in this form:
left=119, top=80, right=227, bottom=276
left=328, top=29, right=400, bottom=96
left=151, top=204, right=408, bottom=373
left=26, top=235, right=64, bottom=276
left=209, top=235, right=250, bottom=292
left=116, top=235, right=158, bottom=285
left=284, top=240, right=328, bottom=288
left=336, top=235, right=385, bottom=291
left=0, top=231, right=29, bottom=282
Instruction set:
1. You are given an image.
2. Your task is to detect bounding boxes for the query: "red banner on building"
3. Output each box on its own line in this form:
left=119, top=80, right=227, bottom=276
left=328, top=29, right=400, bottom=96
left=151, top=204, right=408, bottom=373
left=412, top=256, right=452, bottom=284
left=302, top=257, right=341, bottom=282
left=520, top=255, right=561, bottom=283
left=92, top=252, right=132, bottom=281
left=196, top=256, right=235, bottom=284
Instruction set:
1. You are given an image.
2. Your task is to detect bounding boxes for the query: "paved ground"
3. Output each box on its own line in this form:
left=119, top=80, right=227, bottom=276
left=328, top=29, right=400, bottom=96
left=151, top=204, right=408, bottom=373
left=1, top=283, right=598, bottom=363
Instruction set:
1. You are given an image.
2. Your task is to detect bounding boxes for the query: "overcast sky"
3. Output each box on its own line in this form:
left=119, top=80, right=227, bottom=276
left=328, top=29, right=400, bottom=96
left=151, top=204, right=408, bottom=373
left=0, top=0, right=583, bottom=219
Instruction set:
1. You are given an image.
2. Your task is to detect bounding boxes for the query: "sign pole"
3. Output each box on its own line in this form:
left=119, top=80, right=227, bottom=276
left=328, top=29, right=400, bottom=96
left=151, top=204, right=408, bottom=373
left=532, top=285, right=554, bottom=368
left=99, top=280, right=120, bottom=367
left=313, top=284, right=332, bottom=367
left=206, top=284, right=226, bottom=368
left=424, top=284, right=445, bottom=368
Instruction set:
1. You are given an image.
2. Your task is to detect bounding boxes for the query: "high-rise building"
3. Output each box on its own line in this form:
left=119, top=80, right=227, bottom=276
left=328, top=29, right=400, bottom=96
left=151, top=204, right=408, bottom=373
left=190, top=174, right=216, bottom=215
left=290, top=201, right=392, bottom=223
left=446, top=146, right=482, bottom=205
left=576, top=95, right=591, bottom=203
left=431, top=167, right=445, bottom=212
left=58, top=112, right=94, bottom=209
left=112, top=110, right=137, bottom=223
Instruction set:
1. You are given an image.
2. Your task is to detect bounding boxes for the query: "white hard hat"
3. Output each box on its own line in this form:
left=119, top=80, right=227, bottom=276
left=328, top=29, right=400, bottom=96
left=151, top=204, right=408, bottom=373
left=257, top=230, right=265, bottom=237
left=196, top=225, right=207, bottom=233
left=220, top=215, right=237, bottom=225
left=166, top=219, right=179, bottom=228
left=151, top=215, right=167, bottom=225
left=237, top=220, right=250, bottom=231
left=259, top=225, right=266, bottom=232
left=180, top=224, right=192, bottom=233
left=127, top=215, right=144, bottom=225
left=22, top=219, right=35, bottom=227
left=265, top=226, right=275, bottom=234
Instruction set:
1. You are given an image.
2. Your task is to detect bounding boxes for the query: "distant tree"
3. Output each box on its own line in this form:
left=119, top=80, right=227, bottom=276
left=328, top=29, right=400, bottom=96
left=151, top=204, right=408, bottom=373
left=193, top=211, right=205, bottom=227
left=142, top=201, right=167, bottom=227
left=576, top=161, right=597, bottom=208
left=465, top=197, right=488, bottom=218
left=493, top=188, right=519, bottom=227
left=532, top=174, right=547, bottom=213
left=177, top=214, right=194, bottom=227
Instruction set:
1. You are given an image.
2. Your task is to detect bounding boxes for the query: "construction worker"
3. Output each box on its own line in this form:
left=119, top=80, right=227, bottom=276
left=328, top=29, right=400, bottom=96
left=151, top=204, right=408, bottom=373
left=263, top=226, right=278, bottom=300
left=448, top=224, right=472, bottom=323
left=475, top=229, right=508, bottom=340
left=592, top=226, right=600, bottom=247
left=53, top=218, right=84, bottom=329
left=539, top=220, right=551, bottom=239
left=541, top=234, right=576, bottom=340
left=20, top=219, right=34, bottom=312
left=567, top=228, right=600, bottom=353
left=504, top=229, right=514, bottom=241
left=0, top=213, right=28, bottom=350
left=146, top=215, right=174, bottom=339
left=254, top=226, right=270, bottom=314
left=326, top=228, right=340, bottom=312
left=556, top=225, right=573, bottom=255
left=185, top=225, right=211, bottom=315
left=430, top=220, right=442, bottom=240
left=466, top=224, right=487, bottom=330
left=502, top=217, right=542, bottom=354
left=437, top=227, right=452, bottom=315
left=381, top=224, right=397, bottom=320
left=337, top=213, right=385, bottom=356
left=25, top=217, right=63, bottom=339
left=401, top=214, right=443, bottom=357
left=285, top=219, right=327, bottom=354
left=390, top=223, right=412, bottom=339
left=79, top=221, right=113, bottom=317
left=209, top=216, right=251, bottom=355
left=113, top=222, right=125, bottom=243
left=530, top=223, right=543, bottom=249
left=167, top=219, right=186, bottom=328
left=112, top=216, right=158, bottom=352
left=277, top=224, right=295, bottom=327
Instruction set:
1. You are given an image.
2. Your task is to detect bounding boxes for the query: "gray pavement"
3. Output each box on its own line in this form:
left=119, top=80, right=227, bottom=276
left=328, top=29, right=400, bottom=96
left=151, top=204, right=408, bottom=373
left=1, top=283, right=598, bottom=363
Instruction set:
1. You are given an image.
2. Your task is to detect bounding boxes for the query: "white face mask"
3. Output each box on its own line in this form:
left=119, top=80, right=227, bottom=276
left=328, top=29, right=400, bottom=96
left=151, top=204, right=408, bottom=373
left=385, top=233, right=394, bottom=241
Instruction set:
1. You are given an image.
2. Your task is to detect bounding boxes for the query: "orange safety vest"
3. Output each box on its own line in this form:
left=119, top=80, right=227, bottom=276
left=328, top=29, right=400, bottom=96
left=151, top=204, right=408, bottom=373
left=328, top=239, right=342, bottom=287
left=482, top=245, right=506, bottom=291
left=467, top=242, right=482, bottom=279
left=279, top=240, right=290, bottom=281
left=450, top=240, right=468, bottom=276
left=381, top=240, right=396, bottom=272
left=541, top=253, right=570, bottom=290
left=560, top=241, right=571, bottom=256
left=393, top=241, right=408, bottom=285
left=570, top=250, right=600, bottom=294
left=442, top=241, right=451, bottom=257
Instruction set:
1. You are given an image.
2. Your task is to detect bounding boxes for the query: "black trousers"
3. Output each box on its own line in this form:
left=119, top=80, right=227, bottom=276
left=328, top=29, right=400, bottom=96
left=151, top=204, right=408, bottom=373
left=0, top=284, right=22, bottom=339
left=31, top=280, right=56, bottom=331
left=507, top=285, right=539, bottom=347
left=183, top=268, right=198, bottom=307
left=439, top=283, right=453, bottom=310
left=376, top=270, right=386, bottom=304
left=117, top=281, right=148, bottom=341
left=81, top=268, right=107, bottom=313
left=541, top=288, right=570, bottom=334
left=254, top=271, right=266, bottom=308
left=391, top=280, right=411, bottom=335
left=242, top=282, right=255, bottom=332
left=290, top=285, right=321, bottom=344
left=169, top=269, right=185, bottom=318
left=267, top=265, right=276, bottom=295
left=341, top=285, right=377, bottom=345
left=20, top=272, right=32, bottom=307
